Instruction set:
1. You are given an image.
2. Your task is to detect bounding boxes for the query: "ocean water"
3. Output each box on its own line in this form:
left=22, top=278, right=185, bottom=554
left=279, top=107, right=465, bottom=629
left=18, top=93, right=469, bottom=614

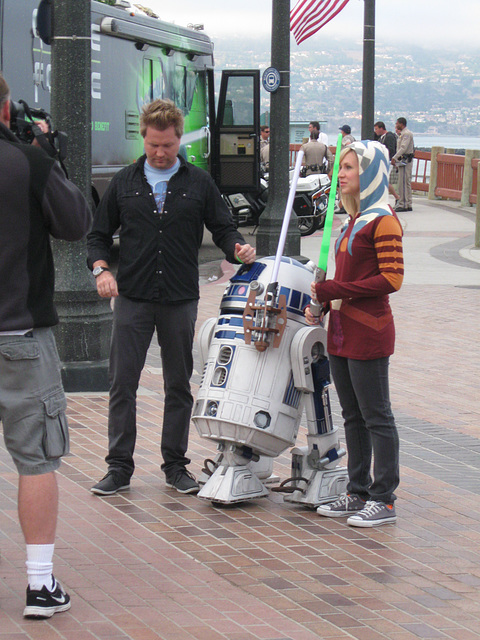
left=324, top=134, right=480, bottom=152
left=412, top=135, right=480, bottom=151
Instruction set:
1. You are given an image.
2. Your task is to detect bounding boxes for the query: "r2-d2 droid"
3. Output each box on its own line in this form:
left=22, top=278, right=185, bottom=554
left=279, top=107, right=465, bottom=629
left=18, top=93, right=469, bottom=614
left=192, top=256, right=348, bottom=507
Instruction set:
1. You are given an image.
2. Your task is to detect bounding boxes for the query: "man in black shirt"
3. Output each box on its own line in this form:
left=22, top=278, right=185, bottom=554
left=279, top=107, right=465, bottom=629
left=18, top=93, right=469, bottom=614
left=87, top=99, right=255, bottom=496
left=374, top=121, right=399, bottom=203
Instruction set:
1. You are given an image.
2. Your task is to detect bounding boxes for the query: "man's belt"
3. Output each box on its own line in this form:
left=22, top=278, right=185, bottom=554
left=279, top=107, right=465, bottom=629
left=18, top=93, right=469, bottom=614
left=306, top=163, right=328, bottom=172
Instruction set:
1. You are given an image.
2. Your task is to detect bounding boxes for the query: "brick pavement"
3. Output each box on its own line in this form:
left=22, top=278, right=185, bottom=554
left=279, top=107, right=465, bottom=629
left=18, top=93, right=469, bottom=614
left=1, top=196, right=480, bottom=640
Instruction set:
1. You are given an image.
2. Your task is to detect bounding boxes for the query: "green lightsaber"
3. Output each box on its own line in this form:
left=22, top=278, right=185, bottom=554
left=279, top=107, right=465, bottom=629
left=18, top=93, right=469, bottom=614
left=310, top=132, right=343, bottom=318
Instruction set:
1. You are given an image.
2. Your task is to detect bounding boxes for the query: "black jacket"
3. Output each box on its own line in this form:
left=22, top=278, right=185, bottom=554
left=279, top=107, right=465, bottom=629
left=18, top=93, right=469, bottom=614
left=87, top=155, right=246, bottom=303
left=380, top=131, right=397, bottom=160
left=0, top=123, right=91, bottom=331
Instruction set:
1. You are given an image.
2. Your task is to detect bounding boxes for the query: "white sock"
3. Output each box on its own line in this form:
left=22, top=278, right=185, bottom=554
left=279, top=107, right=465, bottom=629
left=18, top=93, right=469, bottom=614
left=26, top=544, right=55, bottom=591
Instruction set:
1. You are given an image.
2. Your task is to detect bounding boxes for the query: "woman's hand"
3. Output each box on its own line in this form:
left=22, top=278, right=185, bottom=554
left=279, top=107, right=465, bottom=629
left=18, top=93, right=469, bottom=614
left=304, top=304, right=324, bottom=325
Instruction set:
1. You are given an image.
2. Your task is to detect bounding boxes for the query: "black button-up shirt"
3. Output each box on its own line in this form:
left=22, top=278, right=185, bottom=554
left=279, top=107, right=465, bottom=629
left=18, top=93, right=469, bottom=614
left=87, top=155, right=246, bottom=303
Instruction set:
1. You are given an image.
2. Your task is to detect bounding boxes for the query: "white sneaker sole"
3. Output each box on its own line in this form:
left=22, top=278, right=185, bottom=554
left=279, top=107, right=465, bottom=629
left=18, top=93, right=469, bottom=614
left=165, top=482, right=199, bottom=494
left=24, top=601, right=71, bottom=618
left=90, top=484, right=130, bottom=496
left=347, top=515, right=397, bottom=527
left=317, top=508, right=353, bottom=518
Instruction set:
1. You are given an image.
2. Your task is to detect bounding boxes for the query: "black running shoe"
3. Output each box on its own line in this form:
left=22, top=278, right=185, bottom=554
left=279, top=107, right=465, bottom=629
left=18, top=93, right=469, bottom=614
left=91, top=471, right=130, bottom=495
left=165, top=468, right=199, bottom=494
left=24, top=576, right=71, bottom=618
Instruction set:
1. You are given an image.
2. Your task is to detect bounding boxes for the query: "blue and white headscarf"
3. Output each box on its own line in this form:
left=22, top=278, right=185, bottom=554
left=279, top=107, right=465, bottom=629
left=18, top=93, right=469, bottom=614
left=349, top=139, right=390, bottom=214
left=337, top=140, right=393, bottom=255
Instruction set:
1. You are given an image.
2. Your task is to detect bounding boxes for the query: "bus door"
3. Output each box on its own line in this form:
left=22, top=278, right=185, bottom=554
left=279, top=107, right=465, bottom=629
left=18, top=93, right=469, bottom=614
left=142, top=57, right=163, bottom=104
left=212, top=70, right=260, bottom=194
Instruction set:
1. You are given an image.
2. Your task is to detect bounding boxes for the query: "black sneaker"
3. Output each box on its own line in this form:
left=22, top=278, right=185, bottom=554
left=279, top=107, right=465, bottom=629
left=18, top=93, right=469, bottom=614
left=165, top=468, right=199, bottom=494
left=24, top=576, right=71, bottom=618
left=91, top=471, right=130, bottom=495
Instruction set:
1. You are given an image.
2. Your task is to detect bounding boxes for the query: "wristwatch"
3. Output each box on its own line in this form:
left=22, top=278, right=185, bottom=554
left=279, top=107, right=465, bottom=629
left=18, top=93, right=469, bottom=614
left=92, top=266, right=110, bottom=277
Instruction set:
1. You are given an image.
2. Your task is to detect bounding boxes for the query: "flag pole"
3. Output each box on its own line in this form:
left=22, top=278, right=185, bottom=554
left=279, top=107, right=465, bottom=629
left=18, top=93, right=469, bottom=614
left=257, top=0, right=301, bottom=259
left=361, top=0, right=375, bottom=139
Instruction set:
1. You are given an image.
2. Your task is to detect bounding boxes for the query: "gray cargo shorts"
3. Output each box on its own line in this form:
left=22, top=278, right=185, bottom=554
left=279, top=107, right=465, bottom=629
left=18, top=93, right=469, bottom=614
left=0, top=327, right=69, bottom=475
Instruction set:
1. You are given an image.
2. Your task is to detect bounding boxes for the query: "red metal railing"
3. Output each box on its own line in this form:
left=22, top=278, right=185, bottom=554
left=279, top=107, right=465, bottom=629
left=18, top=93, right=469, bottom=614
left=411, top=151, right=430, bottom=192
left=288, top=144, right=479, bottom=205
left=289, top=143, right=302, bottom=167
left=435, top=153, right=464, bottom=200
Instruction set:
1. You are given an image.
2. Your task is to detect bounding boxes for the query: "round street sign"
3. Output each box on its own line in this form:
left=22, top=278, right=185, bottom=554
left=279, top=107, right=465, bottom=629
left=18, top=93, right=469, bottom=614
left=262, top=67, right=281, bottom=93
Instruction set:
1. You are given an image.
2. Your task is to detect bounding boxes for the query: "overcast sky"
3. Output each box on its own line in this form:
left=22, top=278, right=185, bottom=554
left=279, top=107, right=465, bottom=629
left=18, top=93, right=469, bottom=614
left=145, top=0, right=480, bottom=50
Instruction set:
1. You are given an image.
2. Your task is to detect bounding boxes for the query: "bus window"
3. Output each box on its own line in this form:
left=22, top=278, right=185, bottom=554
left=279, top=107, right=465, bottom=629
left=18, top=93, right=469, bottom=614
left=142, top=58, right=153, bottom=103
left=221, top=76, right=254, bottom=127
left=175, top=65, right=186, bottom=112
left=142, top=58, right=164, bottom=103
left=152, top=59, right=163, bottom=100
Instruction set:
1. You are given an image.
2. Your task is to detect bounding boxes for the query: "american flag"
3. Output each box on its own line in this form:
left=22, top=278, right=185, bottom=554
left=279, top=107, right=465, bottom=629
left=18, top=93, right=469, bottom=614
left=290, top=0, right=351, bottom=45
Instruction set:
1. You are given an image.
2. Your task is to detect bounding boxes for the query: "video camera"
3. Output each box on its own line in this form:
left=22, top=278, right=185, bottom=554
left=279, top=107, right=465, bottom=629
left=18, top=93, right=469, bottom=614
left=9, top=99, right=68, bottom=171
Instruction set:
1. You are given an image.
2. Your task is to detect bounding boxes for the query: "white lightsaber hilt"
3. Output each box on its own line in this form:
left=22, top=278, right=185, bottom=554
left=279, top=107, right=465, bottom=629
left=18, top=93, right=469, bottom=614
left=310, top=266, right=326, bottom=318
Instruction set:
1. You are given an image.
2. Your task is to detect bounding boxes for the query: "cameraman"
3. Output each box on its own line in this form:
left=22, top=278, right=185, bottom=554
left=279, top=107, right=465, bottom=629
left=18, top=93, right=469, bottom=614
left=0, top=73, right=91, bottom=619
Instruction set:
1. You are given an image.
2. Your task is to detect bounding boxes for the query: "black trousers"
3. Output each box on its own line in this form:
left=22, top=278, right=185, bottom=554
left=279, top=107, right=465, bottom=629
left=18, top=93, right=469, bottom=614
left=105, top=295, right=198, bottom=478
left=329, top=354, right=400, bottom=504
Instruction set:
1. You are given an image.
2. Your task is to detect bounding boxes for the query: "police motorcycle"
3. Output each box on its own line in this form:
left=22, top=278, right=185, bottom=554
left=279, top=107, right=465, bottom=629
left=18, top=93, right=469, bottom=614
left=223, top=164, right=331, bottom=237
left=293, top=169, right=330, bottom=237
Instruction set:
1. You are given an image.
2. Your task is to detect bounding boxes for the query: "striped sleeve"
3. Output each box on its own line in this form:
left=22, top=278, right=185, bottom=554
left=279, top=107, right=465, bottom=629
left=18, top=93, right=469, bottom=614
left=374, top=214, right=404, bottom=291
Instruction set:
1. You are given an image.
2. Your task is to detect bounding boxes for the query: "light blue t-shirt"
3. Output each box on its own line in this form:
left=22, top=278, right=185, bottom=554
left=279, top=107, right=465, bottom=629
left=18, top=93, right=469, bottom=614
left=144, top=159, right=180, bottom=213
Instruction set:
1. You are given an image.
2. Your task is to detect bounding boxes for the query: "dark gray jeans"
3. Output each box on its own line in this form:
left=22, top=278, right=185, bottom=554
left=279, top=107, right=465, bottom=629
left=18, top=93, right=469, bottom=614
left=106, top=295, right=198, bottom=479
left=328, top=354, right=399, bottom=504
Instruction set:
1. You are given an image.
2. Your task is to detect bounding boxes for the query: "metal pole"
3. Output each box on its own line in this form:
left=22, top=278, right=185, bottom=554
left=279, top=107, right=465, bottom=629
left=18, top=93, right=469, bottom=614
left=361, top=0, right=375, bottom=140
left=51, top=0, right=111, bottom=391
left=256, top=0, right=301, bottom=258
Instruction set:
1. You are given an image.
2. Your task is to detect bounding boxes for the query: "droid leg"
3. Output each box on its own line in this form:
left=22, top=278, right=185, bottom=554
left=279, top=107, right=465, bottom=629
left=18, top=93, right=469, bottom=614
left=198, top=451, right=278, bottom=486
left=283, top=326, right=348, bottom=507
left=284, top=366, right=348, bottom=507
left=197, top=444, right=269, bottom=504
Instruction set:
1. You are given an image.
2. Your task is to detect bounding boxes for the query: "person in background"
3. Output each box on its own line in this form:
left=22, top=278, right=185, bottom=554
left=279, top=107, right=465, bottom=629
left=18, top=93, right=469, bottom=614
left=374, top=121, right=400, bottom=204
left=305, top=140, right=404, bottom=527
left=0, top=73, right=91, bottom=618
left=300, top=129, right=333, bottom=176
left=260, top=124, right=270, bottom=169
left=88, top=99, right=256, bottom=497
left=392, top=117, right=415, bottom=212
left=339, top=124, right=355, bottom=146
left=308, top=120, right=328, bottom=146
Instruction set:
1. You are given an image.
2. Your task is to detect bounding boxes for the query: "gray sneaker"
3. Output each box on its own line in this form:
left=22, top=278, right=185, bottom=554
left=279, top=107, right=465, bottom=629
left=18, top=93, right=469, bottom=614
left=347, top=500, right=397, bottom=527
left=91, top=471, right=130, bottom=496
left=317, top=493, right=366, bottom=517
left=165, top=468, right=199, bottom=494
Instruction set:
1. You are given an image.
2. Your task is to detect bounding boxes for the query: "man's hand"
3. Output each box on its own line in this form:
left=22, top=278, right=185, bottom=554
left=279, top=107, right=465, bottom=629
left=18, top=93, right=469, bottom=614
left=31, top=120, right=49, bottom=147
left=95, top=270, right=119, bottom=298
left=235, top=243, right=256, bottom=265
